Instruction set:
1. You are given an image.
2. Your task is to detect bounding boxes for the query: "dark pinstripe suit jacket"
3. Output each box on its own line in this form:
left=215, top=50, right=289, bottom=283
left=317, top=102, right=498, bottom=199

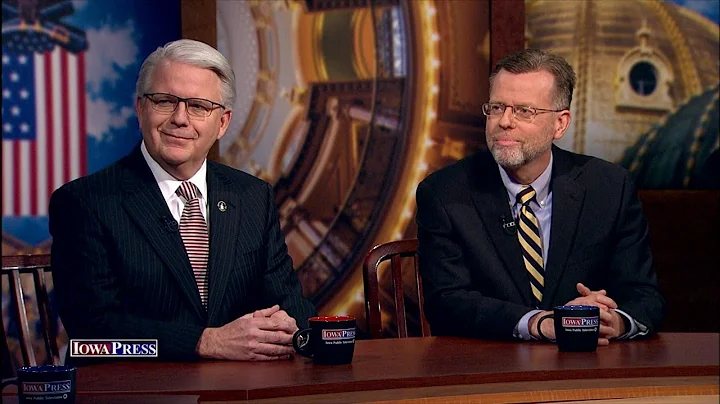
left=49, top=146, right=316, bottom=362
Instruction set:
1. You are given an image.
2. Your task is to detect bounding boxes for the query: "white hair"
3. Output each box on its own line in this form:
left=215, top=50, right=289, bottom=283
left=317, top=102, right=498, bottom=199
left=135, top=39, right=236, bottom=110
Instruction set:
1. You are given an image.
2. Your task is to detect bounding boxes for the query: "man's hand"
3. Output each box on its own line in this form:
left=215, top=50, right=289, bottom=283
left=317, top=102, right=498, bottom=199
left=249, top=304, right=298, bottom=336
left=196, top=305, right=299, bottom=361
left=566, top=283, right=617, bottom=311
left=567, top=283, right=625, bottom=343
left=603, top=309, right=626, bottom=340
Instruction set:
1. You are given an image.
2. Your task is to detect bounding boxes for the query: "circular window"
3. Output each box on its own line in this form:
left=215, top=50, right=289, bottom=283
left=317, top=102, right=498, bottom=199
left=629, top=61, right=658, bottom=96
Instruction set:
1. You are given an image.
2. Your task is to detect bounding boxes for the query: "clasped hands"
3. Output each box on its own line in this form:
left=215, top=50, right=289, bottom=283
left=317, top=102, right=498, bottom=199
left=196, top=304, right=299, bottom=361
left=530, top=283, right=626, bottom=346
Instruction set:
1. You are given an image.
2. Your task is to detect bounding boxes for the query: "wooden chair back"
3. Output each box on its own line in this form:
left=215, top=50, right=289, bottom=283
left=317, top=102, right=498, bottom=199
left=1, top=254, right=60, bottom=372
left=363, top=239, right=431, bottom=339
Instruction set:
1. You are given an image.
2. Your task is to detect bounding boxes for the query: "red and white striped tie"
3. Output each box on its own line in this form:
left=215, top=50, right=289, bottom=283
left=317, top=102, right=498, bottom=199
left=176, top=182, right=209, bottom=306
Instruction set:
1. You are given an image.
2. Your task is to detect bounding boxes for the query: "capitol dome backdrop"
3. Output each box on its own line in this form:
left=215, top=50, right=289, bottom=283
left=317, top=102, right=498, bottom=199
left=526, top=0, right=719, bottom=189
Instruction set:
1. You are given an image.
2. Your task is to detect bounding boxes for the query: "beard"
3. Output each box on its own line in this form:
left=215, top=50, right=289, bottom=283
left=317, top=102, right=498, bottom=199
left=487, top=124, right=554, bottom=169
left=490, top=145, right=526, bottom=169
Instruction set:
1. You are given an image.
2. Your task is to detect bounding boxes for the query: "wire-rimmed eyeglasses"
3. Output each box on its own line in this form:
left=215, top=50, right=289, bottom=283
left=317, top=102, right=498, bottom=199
left=143, top=93, right=225, bottom=119
left=481, top=102, right=566, bottom=122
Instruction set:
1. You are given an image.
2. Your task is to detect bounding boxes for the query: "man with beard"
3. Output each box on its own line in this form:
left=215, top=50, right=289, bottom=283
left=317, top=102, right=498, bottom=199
left=415, top=49, right=664, bottom=345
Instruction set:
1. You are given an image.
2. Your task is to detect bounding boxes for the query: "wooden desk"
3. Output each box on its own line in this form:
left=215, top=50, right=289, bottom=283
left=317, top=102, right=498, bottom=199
left=3, top=333, right=718, bottom=403
left=0, top=395, right=201, bottom=404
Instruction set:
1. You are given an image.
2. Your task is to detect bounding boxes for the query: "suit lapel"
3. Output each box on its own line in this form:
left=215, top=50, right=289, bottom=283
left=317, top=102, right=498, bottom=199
left=469, top=153, right=533, bottom=306
left=120, top=147, right=206, bottom=320
left=206, top=163, right=241, bottom=325
left=543, top=147, right=585, bottom=306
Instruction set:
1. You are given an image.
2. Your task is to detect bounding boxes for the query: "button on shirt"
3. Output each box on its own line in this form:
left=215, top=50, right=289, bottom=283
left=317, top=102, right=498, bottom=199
left=140, top=141, right=209, bottom=226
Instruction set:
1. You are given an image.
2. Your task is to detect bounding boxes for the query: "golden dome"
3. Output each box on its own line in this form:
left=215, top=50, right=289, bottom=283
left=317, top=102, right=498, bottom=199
left=526, top=0, right=719, bottom=164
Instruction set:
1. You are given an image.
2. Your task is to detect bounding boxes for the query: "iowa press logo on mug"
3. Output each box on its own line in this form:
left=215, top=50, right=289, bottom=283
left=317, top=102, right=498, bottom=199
left=22, top=380, right=72, bottom=395
left=562, top=317, right=599, bottom=327
left=70, top=339, right=158, bottom=357
left=321, top=329, right=355, bottom=341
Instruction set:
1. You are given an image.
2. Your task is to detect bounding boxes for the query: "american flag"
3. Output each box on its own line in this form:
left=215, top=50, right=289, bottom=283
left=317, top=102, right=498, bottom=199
left=2, top=46, right=87, bottom=217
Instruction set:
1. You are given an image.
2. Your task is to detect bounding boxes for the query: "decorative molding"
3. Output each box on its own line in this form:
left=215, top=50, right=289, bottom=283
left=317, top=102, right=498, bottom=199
left=648, top=0, right=702, bottom=101
left=435, top=0, right=491, bottom=126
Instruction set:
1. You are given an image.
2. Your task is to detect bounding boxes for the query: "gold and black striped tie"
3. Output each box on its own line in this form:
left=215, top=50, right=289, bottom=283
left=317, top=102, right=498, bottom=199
left=517, top=186, right=544, bottom=305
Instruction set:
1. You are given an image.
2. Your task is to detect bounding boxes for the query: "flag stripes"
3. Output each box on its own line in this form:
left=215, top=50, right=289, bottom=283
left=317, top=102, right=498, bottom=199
left=2, top=47, right=86, bottom=217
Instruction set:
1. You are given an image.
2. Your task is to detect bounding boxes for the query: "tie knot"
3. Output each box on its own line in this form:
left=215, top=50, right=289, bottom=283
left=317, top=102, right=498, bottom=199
left=176, top=182, right=201, bottom=201
left=516, top=185, right=536, bottom=206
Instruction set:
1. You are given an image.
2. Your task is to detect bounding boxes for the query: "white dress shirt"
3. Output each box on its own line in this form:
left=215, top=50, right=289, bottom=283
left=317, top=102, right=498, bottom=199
left=140, top=141, right=208, bottom=225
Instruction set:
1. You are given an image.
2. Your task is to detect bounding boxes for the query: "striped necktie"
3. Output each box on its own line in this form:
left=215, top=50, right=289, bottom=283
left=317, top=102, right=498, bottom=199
left=517, top=185, right=544, bottom=305
left=176, top=182, right=209, bottom=306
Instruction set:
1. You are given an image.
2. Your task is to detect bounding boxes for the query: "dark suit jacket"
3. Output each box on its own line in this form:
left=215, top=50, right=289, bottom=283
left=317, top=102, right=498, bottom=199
left=49, top=146, right=316, bottom=362
left=416, top=145, right=665, bottom=340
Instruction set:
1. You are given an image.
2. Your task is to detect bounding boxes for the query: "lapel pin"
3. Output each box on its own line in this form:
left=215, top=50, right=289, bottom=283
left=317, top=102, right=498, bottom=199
left=217, top=201, right=228, bottom=212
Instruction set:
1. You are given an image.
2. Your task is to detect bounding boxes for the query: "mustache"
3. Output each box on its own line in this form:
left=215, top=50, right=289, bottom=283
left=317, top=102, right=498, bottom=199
left=489, top=133, right=522, bottom=142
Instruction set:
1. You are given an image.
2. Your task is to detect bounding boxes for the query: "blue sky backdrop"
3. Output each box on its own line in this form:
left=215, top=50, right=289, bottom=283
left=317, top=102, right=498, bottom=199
left=65, top=0, right=181, bottom=174
left=671, top=0, right=720, bottom=23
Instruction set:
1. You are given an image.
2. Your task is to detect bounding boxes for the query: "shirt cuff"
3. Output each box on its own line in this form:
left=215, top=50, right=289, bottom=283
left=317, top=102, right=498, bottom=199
left=514, top=309, right=544, bottom=340
left=613, top=308, right=648, bottom=339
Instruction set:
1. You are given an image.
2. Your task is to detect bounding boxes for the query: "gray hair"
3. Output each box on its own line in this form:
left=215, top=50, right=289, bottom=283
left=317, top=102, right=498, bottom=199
left=136, top=39, right=236, bottom=110
left=489, top=48, right=576, bottom=111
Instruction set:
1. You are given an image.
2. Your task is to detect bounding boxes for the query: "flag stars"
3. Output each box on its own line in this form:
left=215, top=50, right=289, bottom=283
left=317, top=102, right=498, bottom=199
left=10, top=106, right=21, bottom=116
left=2, top=89, right=11, bottom=99
left=1, top=55, right=9, bottom=64
left=19, top=89, right=29, bottom=99
left=20, top=123, right=30, bottom=133
left=17, top=55, right=28, bottom=64
left=3, top=123, right=12, bottom=133
left=9, top=72, right=20, bottom=82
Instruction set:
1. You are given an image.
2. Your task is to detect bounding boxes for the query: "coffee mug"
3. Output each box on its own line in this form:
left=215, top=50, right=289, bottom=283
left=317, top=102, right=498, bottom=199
left=293, top=316, right=356, bottom=365
left=537, top=305, right=600, bottom=352
left=1, top=365, right=77, bottom=403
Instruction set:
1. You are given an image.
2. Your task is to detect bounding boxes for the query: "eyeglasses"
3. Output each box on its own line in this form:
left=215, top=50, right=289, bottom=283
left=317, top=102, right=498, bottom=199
left=481, top=102, right=566, bottom=122
left=143, top=93, right=225, bottom=118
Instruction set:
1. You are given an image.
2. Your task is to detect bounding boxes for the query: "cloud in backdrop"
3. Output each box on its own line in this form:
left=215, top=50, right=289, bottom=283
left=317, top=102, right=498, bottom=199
left=2, top=0, right=180, bottom=247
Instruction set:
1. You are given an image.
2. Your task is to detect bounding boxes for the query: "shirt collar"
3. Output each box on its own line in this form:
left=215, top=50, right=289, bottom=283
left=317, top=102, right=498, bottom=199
left=498, top=152, right=553, bottom=206
left=140, top=140, right=208, bottom=202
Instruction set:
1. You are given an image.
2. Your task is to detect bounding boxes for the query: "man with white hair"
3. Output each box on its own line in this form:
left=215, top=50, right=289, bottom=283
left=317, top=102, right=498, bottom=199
left=50, top=39, right=316, bottom=362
